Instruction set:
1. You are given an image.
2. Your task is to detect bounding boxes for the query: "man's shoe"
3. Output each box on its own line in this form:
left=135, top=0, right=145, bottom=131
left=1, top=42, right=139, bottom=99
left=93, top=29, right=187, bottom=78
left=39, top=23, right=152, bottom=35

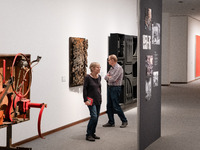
left=120, top=122, right=128, bottom=128
left=102, top=123, right=115, bottom=127
left=86, top=135, right=95, bottom=141
left=93, top=134, right=100, bottom=139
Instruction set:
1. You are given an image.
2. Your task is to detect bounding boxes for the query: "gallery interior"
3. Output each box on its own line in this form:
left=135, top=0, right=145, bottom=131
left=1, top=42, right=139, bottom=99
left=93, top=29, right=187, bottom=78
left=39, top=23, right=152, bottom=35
left=0, top=0, right=200, bottom=150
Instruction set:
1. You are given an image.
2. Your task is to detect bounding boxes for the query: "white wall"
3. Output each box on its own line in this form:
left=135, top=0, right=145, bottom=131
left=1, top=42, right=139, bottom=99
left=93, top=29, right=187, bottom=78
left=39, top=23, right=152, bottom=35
left=169, top=16, right=188, bottom=82
left=162, top=15, right=200, bottom=84
left=0, top=0, right=138, bottom=145
left=187, top=17, right=200, bottom=81
left=161, top=13, right=170, bottom=85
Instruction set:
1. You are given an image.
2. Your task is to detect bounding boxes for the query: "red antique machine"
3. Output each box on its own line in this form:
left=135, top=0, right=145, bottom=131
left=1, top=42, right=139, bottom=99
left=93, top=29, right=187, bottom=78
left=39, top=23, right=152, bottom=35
left=0, top=53, right=47, bottom=150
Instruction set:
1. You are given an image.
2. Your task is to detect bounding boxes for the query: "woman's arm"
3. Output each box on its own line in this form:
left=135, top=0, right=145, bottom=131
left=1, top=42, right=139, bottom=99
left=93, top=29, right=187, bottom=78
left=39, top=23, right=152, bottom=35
left=83, top=75, right=89, bottom=102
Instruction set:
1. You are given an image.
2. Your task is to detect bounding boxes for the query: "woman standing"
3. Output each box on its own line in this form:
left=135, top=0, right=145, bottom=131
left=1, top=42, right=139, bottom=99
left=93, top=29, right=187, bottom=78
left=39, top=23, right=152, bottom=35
left=83, top=62, right=102, bottom=142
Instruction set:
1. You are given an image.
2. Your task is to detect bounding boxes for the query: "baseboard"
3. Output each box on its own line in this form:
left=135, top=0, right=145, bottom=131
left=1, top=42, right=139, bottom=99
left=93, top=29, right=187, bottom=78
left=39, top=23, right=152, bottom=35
left=170, top=82, right=188, bottom=84
left=188, top=78, right=200, bottom=83
left=161, top=84, right=170, bottom=86
left=162, top=78, right=200, bottom=86
left=170, top=78, right=200, bottom=84
left=12, top=111, right=107, bottom=147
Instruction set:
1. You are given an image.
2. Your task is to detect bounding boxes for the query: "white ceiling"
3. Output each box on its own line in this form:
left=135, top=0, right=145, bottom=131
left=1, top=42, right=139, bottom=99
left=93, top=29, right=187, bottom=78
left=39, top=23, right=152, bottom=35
left=163, top=0, right=200, bottom=21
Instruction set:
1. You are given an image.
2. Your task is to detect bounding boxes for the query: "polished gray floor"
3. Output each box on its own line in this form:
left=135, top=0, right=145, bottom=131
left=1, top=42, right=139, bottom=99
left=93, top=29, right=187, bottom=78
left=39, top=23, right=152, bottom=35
left=21, top=80, right=200, bottom=150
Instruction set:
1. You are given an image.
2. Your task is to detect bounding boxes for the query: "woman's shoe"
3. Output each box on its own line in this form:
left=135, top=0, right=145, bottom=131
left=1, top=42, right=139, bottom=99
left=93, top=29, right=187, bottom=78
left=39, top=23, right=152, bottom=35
left=93, top=134, right=100, bottom=139
left=120, top=122, right=128, bottom=128
left=86, top=135, right=95, bottom=141
left=102, top=123, right=115, bottom=127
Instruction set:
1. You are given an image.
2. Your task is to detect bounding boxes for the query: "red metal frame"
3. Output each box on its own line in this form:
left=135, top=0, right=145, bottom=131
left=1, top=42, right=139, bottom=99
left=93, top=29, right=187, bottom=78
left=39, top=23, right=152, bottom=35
left=10, top=53, right=32, bottom=98
left=0, top=53, right=47, bottom=139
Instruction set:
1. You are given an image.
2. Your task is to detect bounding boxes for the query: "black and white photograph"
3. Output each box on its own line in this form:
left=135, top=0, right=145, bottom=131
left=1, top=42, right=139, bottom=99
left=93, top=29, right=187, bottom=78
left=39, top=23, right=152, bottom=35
left=144, top=8, right=152, bottom=31
left=152, top=23, right=160, bottom=45
left=145, top=77, right=152, bottom=101
left=153, top=71, right=159, bottom=87
left=145, top=55, right=153, bottom=76
left=143, top=35, right=151, bottom=50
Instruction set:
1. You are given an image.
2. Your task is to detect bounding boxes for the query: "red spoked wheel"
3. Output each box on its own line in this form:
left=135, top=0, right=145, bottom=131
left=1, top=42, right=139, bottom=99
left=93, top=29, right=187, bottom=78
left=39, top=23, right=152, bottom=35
left=11, top=53, right=32, bottom=98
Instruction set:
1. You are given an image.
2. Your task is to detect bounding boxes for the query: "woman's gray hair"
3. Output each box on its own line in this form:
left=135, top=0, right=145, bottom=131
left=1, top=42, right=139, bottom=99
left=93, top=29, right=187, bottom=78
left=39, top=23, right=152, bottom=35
left=89, top=62, right=100, bottom=72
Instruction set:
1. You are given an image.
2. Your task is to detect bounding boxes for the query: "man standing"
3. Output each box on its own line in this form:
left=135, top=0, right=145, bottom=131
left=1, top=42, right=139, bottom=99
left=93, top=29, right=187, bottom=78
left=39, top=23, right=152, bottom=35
left=103, top=54, right=128, bottom=128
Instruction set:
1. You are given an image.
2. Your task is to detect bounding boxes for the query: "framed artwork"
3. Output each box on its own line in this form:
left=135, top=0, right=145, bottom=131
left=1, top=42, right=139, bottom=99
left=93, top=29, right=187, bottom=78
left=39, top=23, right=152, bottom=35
left=69, top=37, right=88, bottom=87
left=153, top=71, right=159, bottom=87
left=145, top=8, right=152, bottom=31
left=145, top=77, right=152, bottom=101
left=145, top=55, right=153, bottom=76
left=143, top=35, right=151, bottom=50
left=196, top=35, right=200, bottom=77
left=152, top=23, right=160, bottom=45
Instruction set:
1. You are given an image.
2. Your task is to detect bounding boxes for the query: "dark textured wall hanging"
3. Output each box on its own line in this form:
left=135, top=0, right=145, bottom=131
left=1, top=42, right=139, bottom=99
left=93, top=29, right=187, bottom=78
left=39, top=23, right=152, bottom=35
left=69, top=37, right=88, bottom=87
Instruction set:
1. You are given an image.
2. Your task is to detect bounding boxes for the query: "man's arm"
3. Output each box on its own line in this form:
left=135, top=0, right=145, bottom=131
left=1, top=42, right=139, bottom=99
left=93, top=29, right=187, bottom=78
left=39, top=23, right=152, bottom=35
left=104, top=73, right=111, bottom=81
left=108, top=67, right=123, bottom=83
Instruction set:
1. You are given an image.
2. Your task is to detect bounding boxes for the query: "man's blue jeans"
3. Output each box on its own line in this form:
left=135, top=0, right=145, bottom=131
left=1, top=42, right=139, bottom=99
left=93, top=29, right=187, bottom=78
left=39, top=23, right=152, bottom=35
left=87, top=105, right=100, bottom=136
left=107, top=86, right=127, bottom=125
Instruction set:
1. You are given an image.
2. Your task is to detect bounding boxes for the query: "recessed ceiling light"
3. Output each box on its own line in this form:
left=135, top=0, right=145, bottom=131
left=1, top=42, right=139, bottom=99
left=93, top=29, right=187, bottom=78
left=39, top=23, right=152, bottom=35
left=178, top=1, right=183, bottom=3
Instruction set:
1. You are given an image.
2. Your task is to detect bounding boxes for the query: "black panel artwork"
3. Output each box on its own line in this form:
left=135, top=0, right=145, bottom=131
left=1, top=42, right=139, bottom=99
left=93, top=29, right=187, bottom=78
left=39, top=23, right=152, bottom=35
left=125, top=36, right=133, bottom=63
left=109, top=33, right=137, bottom=104
left=133, top=36, right=138, bottom=56
left=109, top=34, right=125, bottom=58
left=133, top=57, right=137, bottom=77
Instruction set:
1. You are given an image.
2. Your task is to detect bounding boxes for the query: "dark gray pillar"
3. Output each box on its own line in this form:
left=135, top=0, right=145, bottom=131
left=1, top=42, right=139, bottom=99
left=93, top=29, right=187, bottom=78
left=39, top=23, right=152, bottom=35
left=137, top=0, right=162, bottom=149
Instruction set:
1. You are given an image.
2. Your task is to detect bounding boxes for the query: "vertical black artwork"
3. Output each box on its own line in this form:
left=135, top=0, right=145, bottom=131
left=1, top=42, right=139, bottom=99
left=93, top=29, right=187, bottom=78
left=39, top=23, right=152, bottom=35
left=109, top=33, right=137, bottom=104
